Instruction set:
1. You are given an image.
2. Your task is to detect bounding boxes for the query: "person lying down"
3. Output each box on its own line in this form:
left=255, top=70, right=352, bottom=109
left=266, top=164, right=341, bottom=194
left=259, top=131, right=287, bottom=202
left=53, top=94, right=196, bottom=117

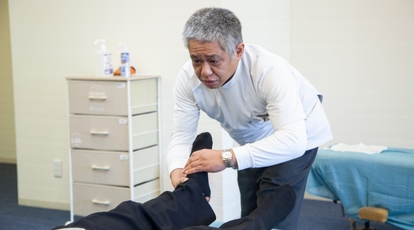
left=53, top=132, right=296, bottom=230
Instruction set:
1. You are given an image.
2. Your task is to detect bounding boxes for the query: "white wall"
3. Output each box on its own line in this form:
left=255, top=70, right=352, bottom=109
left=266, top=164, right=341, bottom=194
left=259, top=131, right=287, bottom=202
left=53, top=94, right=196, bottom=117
left=291, top=0, right=414, bottom=148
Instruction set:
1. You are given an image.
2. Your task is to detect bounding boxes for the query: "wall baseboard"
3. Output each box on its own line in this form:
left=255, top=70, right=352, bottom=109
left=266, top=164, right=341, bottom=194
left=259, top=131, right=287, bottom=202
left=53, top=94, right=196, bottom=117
left=18, top=198, right=70, bottom=211
left=0, top=157, right=16, bottom=164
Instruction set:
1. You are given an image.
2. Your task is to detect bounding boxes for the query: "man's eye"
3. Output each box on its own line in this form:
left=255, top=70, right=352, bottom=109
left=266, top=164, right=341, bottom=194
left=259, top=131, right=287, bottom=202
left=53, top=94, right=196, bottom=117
left=210, top=60, right=219, bottom=64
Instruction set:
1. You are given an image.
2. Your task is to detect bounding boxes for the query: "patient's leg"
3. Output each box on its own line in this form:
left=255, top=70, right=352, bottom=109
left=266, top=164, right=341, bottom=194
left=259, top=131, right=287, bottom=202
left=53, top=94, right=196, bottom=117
left=54, top=179, right=215, bottom=230
left=54, top=132, right=216, bottom=230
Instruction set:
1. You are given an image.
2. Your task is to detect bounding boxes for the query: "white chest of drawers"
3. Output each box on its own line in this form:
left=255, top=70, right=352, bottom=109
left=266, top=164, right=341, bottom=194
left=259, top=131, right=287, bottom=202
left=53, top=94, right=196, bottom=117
left=66, top=75, right=161, bottom=220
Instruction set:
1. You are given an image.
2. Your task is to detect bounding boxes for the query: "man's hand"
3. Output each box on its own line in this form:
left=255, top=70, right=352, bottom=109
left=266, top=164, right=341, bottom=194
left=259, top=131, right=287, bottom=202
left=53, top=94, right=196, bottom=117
left=170, top=168, right=188, bottom=188
left=183, top=149, right=226, bottom=175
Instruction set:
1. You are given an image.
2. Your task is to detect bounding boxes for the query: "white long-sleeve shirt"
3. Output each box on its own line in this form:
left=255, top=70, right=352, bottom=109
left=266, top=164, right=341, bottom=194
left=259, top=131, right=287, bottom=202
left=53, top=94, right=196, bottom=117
left=167, top=44, right=332, bottom=173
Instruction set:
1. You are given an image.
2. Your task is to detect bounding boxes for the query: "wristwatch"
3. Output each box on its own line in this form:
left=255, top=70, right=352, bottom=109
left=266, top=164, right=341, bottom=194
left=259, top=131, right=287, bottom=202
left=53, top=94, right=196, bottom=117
left=222, top=149, right=237, bottom=169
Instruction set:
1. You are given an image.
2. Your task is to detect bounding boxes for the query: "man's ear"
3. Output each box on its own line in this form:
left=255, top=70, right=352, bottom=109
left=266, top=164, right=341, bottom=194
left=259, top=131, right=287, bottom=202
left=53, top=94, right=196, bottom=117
left=235, top=43, right=245, bottom=58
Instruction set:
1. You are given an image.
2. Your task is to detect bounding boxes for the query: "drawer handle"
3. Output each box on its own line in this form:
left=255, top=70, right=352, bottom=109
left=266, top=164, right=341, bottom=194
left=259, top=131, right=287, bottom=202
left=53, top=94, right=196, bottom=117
left=88, top=96, right=107, bottom=100
left=91, top=165, right=110, bottom=171
left=90, top=131, right=109, bottom=135
left=92, top=199, right=110, bottom=206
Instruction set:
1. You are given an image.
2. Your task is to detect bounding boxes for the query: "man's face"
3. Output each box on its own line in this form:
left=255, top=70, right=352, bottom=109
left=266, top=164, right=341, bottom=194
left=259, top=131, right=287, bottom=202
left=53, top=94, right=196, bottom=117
left=188, top=40, right=244, bottom=89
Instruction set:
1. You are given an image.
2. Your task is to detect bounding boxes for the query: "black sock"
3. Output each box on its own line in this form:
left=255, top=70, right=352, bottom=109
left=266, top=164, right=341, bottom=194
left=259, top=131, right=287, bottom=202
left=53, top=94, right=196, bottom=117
left=187, top=132, right=212, bottom=198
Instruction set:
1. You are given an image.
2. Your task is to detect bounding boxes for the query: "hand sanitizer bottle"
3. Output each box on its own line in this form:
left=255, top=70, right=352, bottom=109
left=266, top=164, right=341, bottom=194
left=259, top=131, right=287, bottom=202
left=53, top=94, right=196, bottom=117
left=119, top=42, right=130, bottom=77
left=94, top=40, right=113, bottom=77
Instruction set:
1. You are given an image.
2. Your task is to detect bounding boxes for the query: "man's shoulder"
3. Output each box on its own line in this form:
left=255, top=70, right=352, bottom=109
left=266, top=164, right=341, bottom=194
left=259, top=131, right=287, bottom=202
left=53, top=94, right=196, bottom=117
left=243, top=44, right=290, bottom=78
left=244, top=43, right=285, bottom=63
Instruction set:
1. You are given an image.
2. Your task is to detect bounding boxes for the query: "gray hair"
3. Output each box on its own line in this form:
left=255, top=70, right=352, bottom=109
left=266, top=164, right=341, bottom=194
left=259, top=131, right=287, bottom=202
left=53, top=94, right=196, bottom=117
left=182, top=7, right=243, bottom=59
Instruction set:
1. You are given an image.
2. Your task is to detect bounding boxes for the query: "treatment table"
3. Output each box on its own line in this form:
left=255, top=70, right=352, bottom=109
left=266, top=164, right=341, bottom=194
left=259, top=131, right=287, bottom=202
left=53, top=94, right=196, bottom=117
left=306, top=147, right=414, bottom=229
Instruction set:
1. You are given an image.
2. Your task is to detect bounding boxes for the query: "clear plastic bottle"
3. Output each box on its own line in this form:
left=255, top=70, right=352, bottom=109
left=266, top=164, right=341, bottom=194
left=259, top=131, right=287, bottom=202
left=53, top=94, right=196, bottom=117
left=119, top=42, right=130, bottom=77
left=94, top=40, right=113, bottom=77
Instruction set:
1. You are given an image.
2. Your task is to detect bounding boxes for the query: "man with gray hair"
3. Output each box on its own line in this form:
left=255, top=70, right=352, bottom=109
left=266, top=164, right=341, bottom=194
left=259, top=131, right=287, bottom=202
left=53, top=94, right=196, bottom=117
left=167, top=7, right=332, bottom=230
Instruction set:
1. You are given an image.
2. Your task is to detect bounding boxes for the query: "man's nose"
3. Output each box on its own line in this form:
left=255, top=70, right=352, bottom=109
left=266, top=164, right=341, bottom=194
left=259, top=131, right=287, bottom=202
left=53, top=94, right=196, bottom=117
left=201, top=62, right=213, bottom=76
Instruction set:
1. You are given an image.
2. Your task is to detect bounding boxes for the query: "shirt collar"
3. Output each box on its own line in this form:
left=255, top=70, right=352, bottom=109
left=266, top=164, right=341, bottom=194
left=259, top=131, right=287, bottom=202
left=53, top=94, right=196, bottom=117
left=221, top=60, right=242, bottom=89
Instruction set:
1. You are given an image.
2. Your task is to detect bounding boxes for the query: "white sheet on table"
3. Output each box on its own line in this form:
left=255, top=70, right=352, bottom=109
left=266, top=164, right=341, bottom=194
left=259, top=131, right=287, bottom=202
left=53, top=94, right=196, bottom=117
left=324, top=143, right=387, bottom=154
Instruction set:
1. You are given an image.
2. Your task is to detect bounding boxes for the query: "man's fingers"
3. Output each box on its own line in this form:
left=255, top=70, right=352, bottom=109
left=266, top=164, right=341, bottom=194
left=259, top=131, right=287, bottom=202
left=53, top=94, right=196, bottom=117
left=184, top=155, right=200, bottom=174
left=185, top=151, right=198, bottom=168
left=184, top=163, right=201, bottom=175
left=172, top=176, right=188, bottom=188
left=184, top=166, right=194, bottom=175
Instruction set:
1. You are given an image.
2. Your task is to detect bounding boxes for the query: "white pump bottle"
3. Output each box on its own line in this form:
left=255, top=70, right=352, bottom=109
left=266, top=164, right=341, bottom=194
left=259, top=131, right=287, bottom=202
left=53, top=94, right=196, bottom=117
left=94, top=40, right=113, bottom=77
left=119, top=42, right=130, bottom=77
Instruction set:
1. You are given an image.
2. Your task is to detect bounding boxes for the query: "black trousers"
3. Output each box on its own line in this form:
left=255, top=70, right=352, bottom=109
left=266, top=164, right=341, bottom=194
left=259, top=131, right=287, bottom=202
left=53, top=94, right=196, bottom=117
left=54, top=178, right=282, bottom=230
left=55, top=179, right=215, bottom=230
left=238, top=147, right=318, bottom=230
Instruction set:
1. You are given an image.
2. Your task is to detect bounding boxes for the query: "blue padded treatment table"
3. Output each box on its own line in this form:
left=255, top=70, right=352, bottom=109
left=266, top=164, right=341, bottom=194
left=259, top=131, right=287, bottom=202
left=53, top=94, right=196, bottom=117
left=306, top=147, right=414, bottom=229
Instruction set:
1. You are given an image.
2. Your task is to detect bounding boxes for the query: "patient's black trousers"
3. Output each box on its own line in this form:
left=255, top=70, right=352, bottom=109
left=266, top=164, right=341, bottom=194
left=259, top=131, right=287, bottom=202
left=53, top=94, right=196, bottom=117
left=55, top=179, right=216, bottom=230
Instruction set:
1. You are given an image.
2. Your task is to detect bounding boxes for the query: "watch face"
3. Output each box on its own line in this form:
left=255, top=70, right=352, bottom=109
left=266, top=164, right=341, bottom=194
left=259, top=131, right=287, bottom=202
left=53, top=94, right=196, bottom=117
left=223, top=151, right=232, bottom=159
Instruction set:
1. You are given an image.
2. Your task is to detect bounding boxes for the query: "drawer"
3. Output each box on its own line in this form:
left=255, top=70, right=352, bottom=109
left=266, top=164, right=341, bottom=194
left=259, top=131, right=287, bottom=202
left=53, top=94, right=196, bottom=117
left=71, top=150, right=129, bottom=186
left=132, top=146, right=160, bottom=185
left=70, top=112, right=158, bottom=151
left=133, top=179, right=160, bottom=203
left=73, top=179, right=160, bottom=216
left=72, top=146, right=159, bottom=186
left=68, top=78, right=158, bottom=116
left=73, top=182, right=129, bottom=216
